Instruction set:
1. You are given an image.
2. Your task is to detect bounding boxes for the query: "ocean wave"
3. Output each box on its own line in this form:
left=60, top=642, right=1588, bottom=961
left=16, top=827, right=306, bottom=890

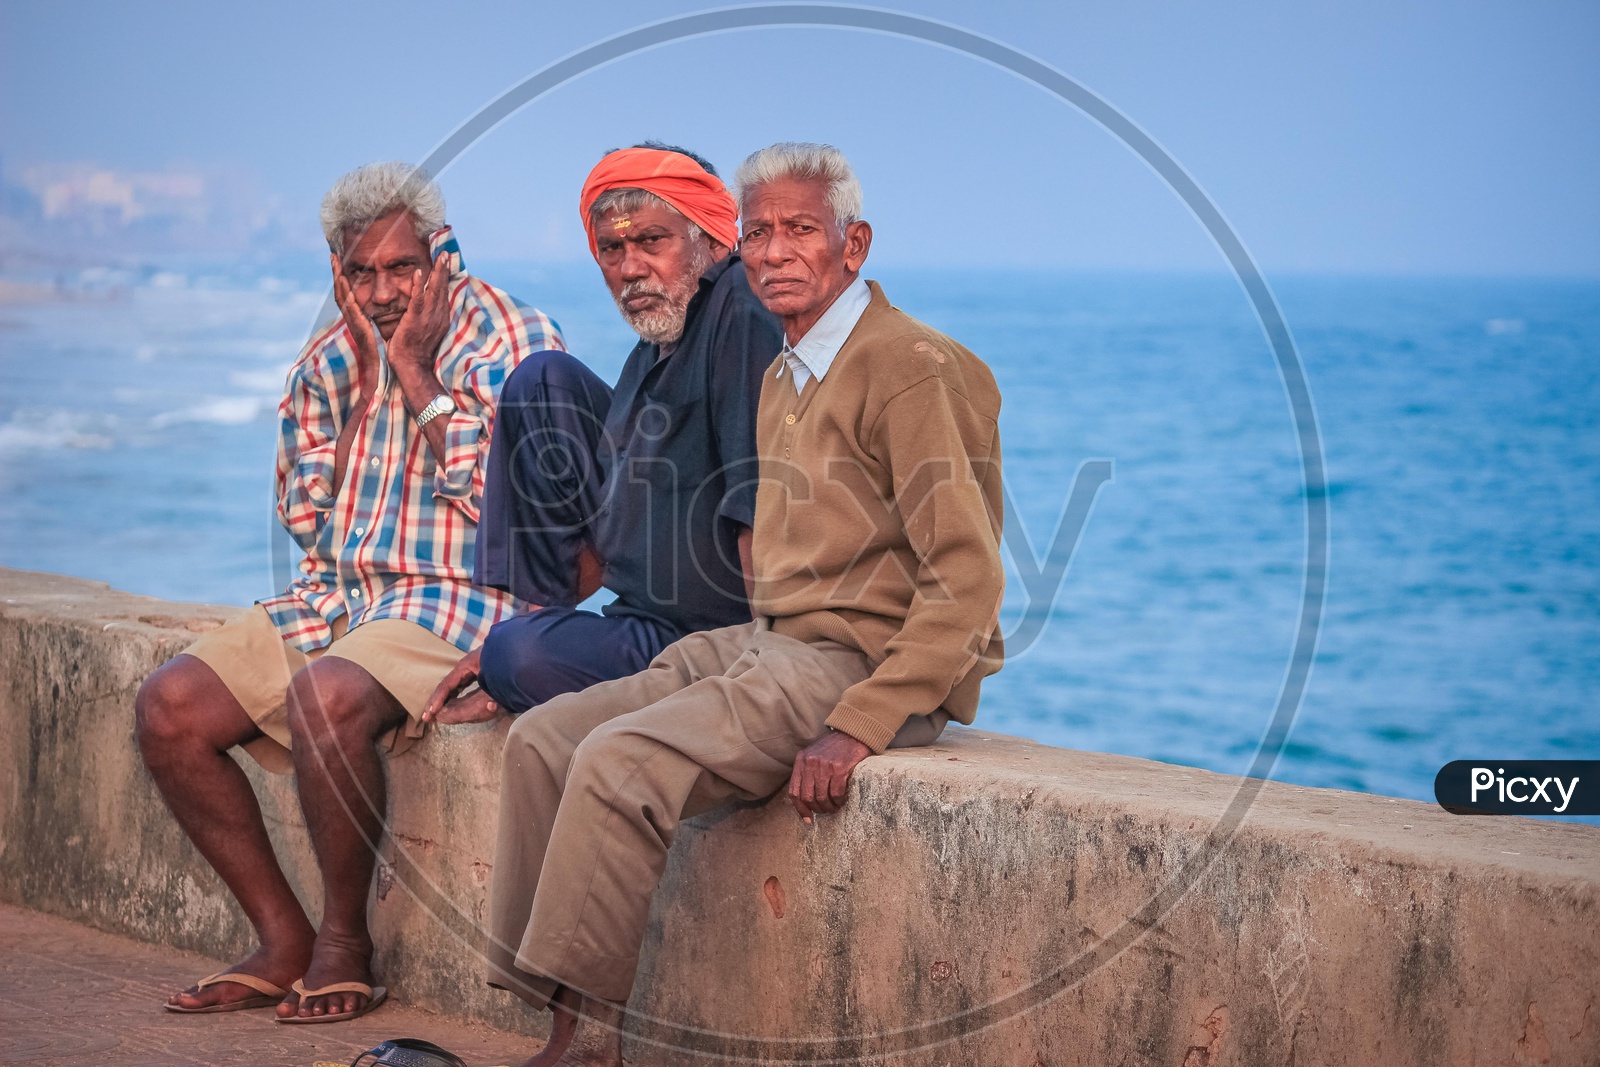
left=0, top=410, right=116, bottom=454
left=227, top=368, right=289, bottom=392
left=150, top=395, right=276, bottom=427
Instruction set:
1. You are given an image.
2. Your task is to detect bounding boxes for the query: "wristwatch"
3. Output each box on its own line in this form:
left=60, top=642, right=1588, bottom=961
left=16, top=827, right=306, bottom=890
left=414, top=393, right=457, bottom=429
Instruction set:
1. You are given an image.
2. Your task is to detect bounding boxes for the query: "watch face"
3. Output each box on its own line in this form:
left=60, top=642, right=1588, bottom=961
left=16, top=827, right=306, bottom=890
left=417, top=394, right=456, bottom=428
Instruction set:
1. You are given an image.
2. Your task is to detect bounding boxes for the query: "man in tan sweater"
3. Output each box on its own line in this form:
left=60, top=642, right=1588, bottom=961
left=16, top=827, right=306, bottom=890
left=486, top=142, right=1003, bottom=1067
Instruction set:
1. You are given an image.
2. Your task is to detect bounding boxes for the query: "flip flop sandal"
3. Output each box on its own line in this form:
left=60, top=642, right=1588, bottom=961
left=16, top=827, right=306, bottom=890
left=165, top=970, right=291, bottom=1014
left=351, top=1038, right=468, bottom=1067
left=277, top=979, right=389, bottom=1024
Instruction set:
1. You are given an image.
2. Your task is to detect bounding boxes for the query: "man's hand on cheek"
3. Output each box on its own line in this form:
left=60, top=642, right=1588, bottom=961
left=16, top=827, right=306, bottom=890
left=389, top=251, right=453, bottom=378
left=330, top=254, right=380, bottom=382
left=789, top=728, right=873, bottom=823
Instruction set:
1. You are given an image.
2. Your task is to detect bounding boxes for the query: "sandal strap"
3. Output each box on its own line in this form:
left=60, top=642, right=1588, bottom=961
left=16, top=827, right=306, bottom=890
left=292, top=978, right=375, bottom=999
left=195, top=971, right=289, bottom=998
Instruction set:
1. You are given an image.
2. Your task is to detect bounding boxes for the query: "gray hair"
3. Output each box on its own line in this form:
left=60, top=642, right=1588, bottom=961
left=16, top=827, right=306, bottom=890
left=320, top=162, right=446, bottom=255
left=588, top=188, right=704, bottom=244
left=733, top=142, right=862, bottom=230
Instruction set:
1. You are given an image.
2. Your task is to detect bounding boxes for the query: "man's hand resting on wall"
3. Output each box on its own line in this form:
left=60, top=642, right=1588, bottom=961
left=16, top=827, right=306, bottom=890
left=789, top=728, right=873, bottom=823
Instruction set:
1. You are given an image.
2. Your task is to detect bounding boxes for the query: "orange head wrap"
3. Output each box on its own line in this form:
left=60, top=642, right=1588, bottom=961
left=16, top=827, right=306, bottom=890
left=579, top=147, right=740, bottom=259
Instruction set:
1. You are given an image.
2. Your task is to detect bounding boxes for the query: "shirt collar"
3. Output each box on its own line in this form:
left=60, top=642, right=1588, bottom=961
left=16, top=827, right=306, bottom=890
left=697, top=253, right=735, bottom=290
left=779, top=276, right=871, bottom=384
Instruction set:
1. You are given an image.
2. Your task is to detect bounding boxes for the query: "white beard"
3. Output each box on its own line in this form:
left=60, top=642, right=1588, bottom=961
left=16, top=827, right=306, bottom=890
left=614, top=245, right=712, bottom=345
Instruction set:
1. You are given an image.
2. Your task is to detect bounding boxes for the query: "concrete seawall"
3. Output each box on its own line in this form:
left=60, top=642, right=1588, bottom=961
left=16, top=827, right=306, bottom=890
left=1, top=565, right=1596, bottom=1065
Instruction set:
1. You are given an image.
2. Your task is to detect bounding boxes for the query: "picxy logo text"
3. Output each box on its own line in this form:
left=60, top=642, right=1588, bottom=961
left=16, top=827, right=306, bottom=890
left=1434, top=760, right=1598, bottom=816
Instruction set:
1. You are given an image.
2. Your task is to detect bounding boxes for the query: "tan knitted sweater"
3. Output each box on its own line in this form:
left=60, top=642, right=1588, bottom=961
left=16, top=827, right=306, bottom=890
left=751, top=281, right=1005, bottom=752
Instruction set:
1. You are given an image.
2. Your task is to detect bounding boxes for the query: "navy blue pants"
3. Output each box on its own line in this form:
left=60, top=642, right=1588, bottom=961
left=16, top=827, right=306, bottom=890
left=475, top=352, right=681, bottom=713
left=474, top=350, right=614, bottom=608
left=478, top=607, right=680, bottom=714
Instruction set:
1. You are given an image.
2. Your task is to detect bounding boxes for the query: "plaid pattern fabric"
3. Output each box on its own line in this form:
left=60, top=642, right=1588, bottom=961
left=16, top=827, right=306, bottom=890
left=262, top=227, right=566, bottom=654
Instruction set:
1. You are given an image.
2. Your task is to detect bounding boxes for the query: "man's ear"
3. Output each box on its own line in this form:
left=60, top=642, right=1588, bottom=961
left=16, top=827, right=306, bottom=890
left=843, top=220, right=872, bottom=273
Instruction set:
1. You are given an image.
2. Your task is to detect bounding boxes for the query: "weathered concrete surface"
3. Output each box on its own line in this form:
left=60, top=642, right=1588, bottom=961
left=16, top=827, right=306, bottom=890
left=0, top=902, right=529, bottom=1066
left=1, top=565, right=1597, bottom=1066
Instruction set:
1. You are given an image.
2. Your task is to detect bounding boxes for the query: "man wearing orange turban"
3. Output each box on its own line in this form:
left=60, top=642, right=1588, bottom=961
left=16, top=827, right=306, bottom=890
left=578, top=144, right=742, bottom=260
left=426, top=143, right=782, bottom=747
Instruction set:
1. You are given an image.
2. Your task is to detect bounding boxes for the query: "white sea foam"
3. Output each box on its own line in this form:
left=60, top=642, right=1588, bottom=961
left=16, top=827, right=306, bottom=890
left=227, top=368, right=289, bottom=392
left=0, top=410, right=116, bottom=454
left=150, top=395, right=273, bottom=427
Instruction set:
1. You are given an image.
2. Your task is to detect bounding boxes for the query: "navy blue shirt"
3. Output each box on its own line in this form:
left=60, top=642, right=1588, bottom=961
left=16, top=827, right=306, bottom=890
left=592, top=254, right=782, bottom=636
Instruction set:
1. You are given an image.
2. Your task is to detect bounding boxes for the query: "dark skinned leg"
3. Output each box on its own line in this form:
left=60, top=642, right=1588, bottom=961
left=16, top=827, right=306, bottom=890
left=135, top=655, right=315, bottom=1009
left=279, top=656, right=408, bottom=1020
left=517, top=986, right=580, bottom=1067
left=517, top=986, right=624, bottom=1067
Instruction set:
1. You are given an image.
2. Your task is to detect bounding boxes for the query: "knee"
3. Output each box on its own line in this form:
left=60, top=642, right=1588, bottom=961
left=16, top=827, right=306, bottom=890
left=502, top=349, right=598, bottom=409
left=479, top=623, right=537, bottom=711
left=480, top=616, right=577, bottom=712
left=567, top=721, right=637, bottom=786
left=501, top=689, right=613, bottom=784
left=134, top=657, right=208, bottom=756
left=503, top=702, right=547, bottom=756
left=500, top=699, right=569, bottom=783
left=285, top=658, right=382, bottom=749
left=477, top=623, right=518, bottom=693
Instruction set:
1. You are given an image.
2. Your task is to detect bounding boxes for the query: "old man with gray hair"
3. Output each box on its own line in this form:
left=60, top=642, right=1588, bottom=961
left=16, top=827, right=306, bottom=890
left=483, top=142, right=1005, bottom=1066
left=423, top=142, right=780, bottom=727
left=136, top=161, right=564, bottom=1023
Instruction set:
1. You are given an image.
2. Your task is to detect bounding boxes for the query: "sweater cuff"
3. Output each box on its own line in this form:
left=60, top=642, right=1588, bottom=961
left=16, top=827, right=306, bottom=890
left=825, top=700, right=906, bottom=755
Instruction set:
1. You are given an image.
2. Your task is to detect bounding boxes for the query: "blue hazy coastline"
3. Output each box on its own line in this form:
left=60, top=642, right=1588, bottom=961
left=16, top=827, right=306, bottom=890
left=0, top=266, right=1595, bottom=817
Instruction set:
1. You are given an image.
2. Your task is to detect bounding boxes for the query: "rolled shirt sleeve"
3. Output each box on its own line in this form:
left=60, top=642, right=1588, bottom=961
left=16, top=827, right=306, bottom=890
left=432, top=407, right=486, bottom=512
left=431, top=302, right=566, bottom=524
left=275, top=350, right=342, bottom=548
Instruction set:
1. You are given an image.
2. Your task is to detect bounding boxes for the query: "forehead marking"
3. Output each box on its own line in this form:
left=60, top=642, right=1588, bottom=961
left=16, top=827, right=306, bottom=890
left=612, top=216, right=631, bottom=231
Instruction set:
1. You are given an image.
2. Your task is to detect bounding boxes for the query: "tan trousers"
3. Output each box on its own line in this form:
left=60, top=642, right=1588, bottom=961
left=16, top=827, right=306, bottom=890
left=484, top=619, right=945, bottom=1010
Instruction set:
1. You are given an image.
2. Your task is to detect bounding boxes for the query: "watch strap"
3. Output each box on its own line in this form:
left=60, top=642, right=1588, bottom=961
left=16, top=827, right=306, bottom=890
left=414, top=393, right=455, bottom=429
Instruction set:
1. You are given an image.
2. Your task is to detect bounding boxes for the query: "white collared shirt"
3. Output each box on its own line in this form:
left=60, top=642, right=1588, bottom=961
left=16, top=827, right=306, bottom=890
left=778, top=277, right=871, bottom=391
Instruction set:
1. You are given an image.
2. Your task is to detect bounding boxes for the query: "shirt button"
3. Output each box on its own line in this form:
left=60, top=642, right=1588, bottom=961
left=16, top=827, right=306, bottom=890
left=370, top=458, right=380, bottom=468
left=353, top=527, right=365, bottom=537
left=785, top=413, right=796, bottom=425
left=349, top=588, right=362, bottom=599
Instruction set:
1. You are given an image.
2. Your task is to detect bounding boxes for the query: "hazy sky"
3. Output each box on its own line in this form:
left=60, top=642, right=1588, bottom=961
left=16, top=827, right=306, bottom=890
left=2, top=0, right=1597, bottom=273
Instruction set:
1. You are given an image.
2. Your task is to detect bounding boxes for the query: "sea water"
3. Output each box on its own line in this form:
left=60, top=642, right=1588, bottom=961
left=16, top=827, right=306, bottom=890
left=1, top=264, right=1595, bottom=817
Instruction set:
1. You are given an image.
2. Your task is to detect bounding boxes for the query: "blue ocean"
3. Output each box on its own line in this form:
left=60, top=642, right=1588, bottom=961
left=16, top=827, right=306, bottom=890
left=2, top=263, right=1595, bottom=817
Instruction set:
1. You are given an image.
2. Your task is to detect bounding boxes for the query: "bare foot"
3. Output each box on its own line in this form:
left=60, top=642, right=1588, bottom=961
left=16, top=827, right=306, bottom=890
left=276, top=929, right=375, bottom=1020
left=517, top=988, right=625, bottom=1067
left=433, top=687, right=500, bottom=726
left=166, top=934, right=311, bottom=1011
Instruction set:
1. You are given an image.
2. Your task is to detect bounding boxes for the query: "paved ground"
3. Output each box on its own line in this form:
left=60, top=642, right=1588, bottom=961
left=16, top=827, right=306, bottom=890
left=0, top=905, right=538, bottom=1067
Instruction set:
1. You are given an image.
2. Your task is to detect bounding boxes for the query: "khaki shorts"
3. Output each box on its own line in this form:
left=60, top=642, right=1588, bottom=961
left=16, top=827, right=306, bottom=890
left=182, top=604, right=462, bottom=774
